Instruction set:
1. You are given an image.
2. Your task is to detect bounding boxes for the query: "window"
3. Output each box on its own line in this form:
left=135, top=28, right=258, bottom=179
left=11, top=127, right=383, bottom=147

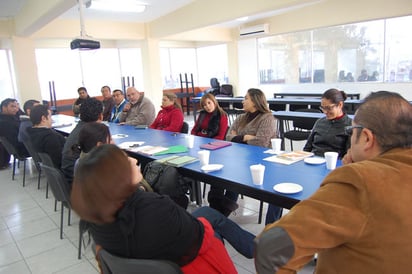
left=0, top=50, right=16, bottom=99
left=36, top=48, right=143, bottom=100
left=258, top=15, right=412, bottom=84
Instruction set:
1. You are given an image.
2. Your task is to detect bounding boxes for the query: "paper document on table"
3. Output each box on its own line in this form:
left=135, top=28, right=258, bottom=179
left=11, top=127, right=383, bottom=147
left=133, top=145, right=169, bottom=155
left=117, top=141, right=145, bottom=151
left=264, top=150, right=313, bottom=165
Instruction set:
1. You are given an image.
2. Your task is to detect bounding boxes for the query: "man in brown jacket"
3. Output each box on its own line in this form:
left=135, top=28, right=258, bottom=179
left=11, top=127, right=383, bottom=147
left=254, top=91, right=412, bottom=274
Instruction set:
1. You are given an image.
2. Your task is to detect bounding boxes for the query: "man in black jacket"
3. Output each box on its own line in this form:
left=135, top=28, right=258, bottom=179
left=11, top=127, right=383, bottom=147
left=0, top=98, right=29, bottom=163
left=27, top=105, right=66, bottom=168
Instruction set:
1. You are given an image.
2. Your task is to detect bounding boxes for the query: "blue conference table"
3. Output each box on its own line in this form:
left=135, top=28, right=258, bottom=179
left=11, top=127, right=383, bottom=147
left=52, top=115, right=338, bottom=210
left=109, top=124, right=336, bottom=210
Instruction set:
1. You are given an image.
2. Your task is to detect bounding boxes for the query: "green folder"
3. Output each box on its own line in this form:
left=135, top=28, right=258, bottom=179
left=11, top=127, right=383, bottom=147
left=153, top=145, right=188, bottom=155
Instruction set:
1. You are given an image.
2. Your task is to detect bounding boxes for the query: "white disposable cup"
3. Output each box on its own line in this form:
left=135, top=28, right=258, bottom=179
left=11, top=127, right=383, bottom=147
left=198, top=150, right=210, bottom=166
left=271, top=138, right=282, bottom=152
left=186, top=135, right=195, bottom=148
left=250, top=164, right=265, bottom=185
left=324, top=152, right=339, bottom=170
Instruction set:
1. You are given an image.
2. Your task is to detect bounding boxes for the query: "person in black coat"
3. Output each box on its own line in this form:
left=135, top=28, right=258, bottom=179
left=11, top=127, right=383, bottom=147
left=27, top=104, right=66, bottom=168
left=0, top=98, right=29, bottom=158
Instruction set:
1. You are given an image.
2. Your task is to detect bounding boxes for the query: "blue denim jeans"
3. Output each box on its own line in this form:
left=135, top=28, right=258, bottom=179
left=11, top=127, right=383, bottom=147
left=192, top=206, right=255, bottom=258
left=265, top=204, right=283, bottom=225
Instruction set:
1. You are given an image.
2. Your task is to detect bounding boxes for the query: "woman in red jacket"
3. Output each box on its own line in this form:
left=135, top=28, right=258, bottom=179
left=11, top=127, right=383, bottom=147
left=150, top=92, right=184, bottom=132
left=191, top=93, right=228, bottom=140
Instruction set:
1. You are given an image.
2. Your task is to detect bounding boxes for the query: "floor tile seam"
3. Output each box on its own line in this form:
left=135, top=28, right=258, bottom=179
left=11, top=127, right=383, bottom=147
left=9, top=222, right=59, bottom=243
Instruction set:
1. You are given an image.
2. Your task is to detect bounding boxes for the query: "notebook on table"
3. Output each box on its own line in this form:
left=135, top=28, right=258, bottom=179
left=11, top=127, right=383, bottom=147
left=200, top=141, right=232, bottom=150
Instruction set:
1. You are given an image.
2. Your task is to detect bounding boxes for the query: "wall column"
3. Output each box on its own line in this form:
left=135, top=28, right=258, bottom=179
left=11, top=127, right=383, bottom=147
left=140, top=37, right=163, bottom=112
left=11, top=36, right=42, bottom=104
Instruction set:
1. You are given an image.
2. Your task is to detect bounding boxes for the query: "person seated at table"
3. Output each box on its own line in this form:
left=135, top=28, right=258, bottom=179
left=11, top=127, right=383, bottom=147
left=71, top=144, right=256, bottom=273
left=150, top=92, right=184, bottom=132
left=110, top=89, right=128, bottom=123
left=74, top=122, right=112, bottom=157
left=254, top=91, right=412, bottom=273
left=100, top=86, right=115, bottom=122
left=18, top=99, right=40, bottom=143
left=26, top=105, right=66, bottom=168
left=0, top=98, right=29, bottom=157
left=191, top=93, right=228, bottom=140
left=61, top=98, right=103, bottom=184
left=207, top=88, right=277, bottom=217
left=303, top=88, right=352, bottom=158
left=267, top=88, right=353, bottom=225
left=72, top=87, right=90, bottom=117
left=119, top=87, right=155, bottom=126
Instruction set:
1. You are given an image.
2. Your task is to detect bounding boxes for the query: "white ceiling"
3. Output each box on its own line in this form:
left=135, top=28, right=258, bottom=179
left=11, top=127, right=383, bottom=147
left=0, top=0, right=195, bottom=22
left=0, top=0, right=27, bottom=19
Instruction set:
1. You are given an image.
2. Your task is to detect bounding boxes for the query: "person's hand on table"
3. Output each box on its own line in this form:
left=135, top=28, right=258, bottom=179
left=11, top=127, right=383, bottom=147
left=243, top=134, right=256, bottom=142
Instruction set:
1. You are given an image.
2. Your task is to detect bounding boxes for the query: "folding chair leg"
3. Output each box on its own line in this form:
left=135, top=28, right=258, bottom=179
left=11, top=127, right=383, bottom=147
left=78, top=228, right=83, bottom=259
left=12, top=158, right=16, bottom=180
left=22, top=159, right=26, bottom=187
left=68, top=207, right=71, bottom=226
left=202, top=182, right=207, bottom=199
left=55, top=200, right=58, bottom=212
left=46, top=182, right=49, bottom=199
left=37, top=169, right=41, bottom=189
left=258, top=201, right=264, bottom=224
left=60, top=203, right=64, bottom=239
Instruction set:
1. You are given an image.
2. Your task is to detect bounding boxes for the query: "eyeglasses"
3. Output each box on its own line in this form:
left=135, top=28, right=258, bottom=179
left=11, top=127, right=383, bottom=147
left=319, top=104, right=337, bottom=111
left=344, top=125, right=364, bottom=136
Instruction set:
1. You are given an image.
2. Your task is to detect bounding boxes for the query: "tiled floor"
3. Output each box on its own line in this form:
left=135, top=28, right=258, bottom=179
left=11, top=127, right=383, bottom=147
left=0, top=117, right=315, bottom=273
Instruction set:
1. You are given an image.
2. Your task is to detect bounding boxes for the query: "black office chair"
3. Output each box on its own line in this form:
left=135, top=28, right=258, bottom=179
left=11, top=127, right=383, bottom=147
left=98, top=248, right=182, bottom=274
left=181, top=121, right=189, bottom=134
left=0, top=136, right=29, bottom=186
left=283, top=108, right=321, bottom=150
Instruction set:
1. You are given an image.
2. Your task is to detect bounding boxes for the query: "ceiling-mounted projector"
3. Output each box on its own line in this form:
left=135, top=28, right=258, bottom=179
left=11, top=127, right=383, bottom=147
left=70, top=38, right=100, bottom=50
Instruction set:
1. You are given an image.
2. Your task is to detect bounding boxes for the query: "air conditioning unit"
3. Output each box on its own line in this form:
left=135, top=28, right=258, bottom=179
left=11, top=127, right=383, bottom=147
left=239, top=24, right=269, bottom=37
left=70, top=38, right=100, bottom=50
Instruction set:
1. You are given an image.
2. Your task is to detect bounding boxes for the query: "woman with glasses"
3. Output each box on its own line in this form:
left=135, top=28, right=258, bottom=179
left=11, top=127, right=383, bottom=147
left=303, top=88, right=352, bottom=158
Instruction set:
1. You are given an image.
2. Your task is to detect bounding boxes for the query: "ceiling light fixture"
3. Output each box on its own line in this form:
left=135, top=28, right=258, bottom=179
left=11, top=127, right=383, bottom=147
left=89, top=0, right=146, bottom=13
left=236, top=16, right=249, bottom=22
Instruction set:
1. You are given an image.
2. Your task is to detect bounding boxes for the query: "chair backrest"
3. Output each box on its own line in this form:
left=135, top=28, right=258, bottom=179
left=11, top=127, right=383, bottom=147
left=181, top=121, right=189, bottom=134
left=38, top=152, right=54, bottom=167
left=226, top=109, right=244, bottom=126
left=98, top=249, right=182, bottom=274
left=38, top=153, right=71, bottom=204
left=210, top=77, right=220, bottom=89
left=0, top=136, right=19, bottom=156
left=292, top=108, right=321, bottom=130
left=219, top=84, right=233, bottom=97
left=22, top=139, right=42, bottom=171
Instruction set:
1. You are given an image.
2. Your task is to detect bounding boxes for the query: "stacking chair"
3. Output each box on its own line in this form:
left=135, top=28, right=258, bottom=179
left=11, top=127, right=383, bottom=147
left=283, top=108, right=321, bottom=150
left=22, top=139, right=43, bottom=189
left=0, top=136, right=29, bottom=186
left=98, top=248, right=182, bottom=274
left=38, top=152, right=89, bottom=259
left=38, top=155, right=72, bottom=239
